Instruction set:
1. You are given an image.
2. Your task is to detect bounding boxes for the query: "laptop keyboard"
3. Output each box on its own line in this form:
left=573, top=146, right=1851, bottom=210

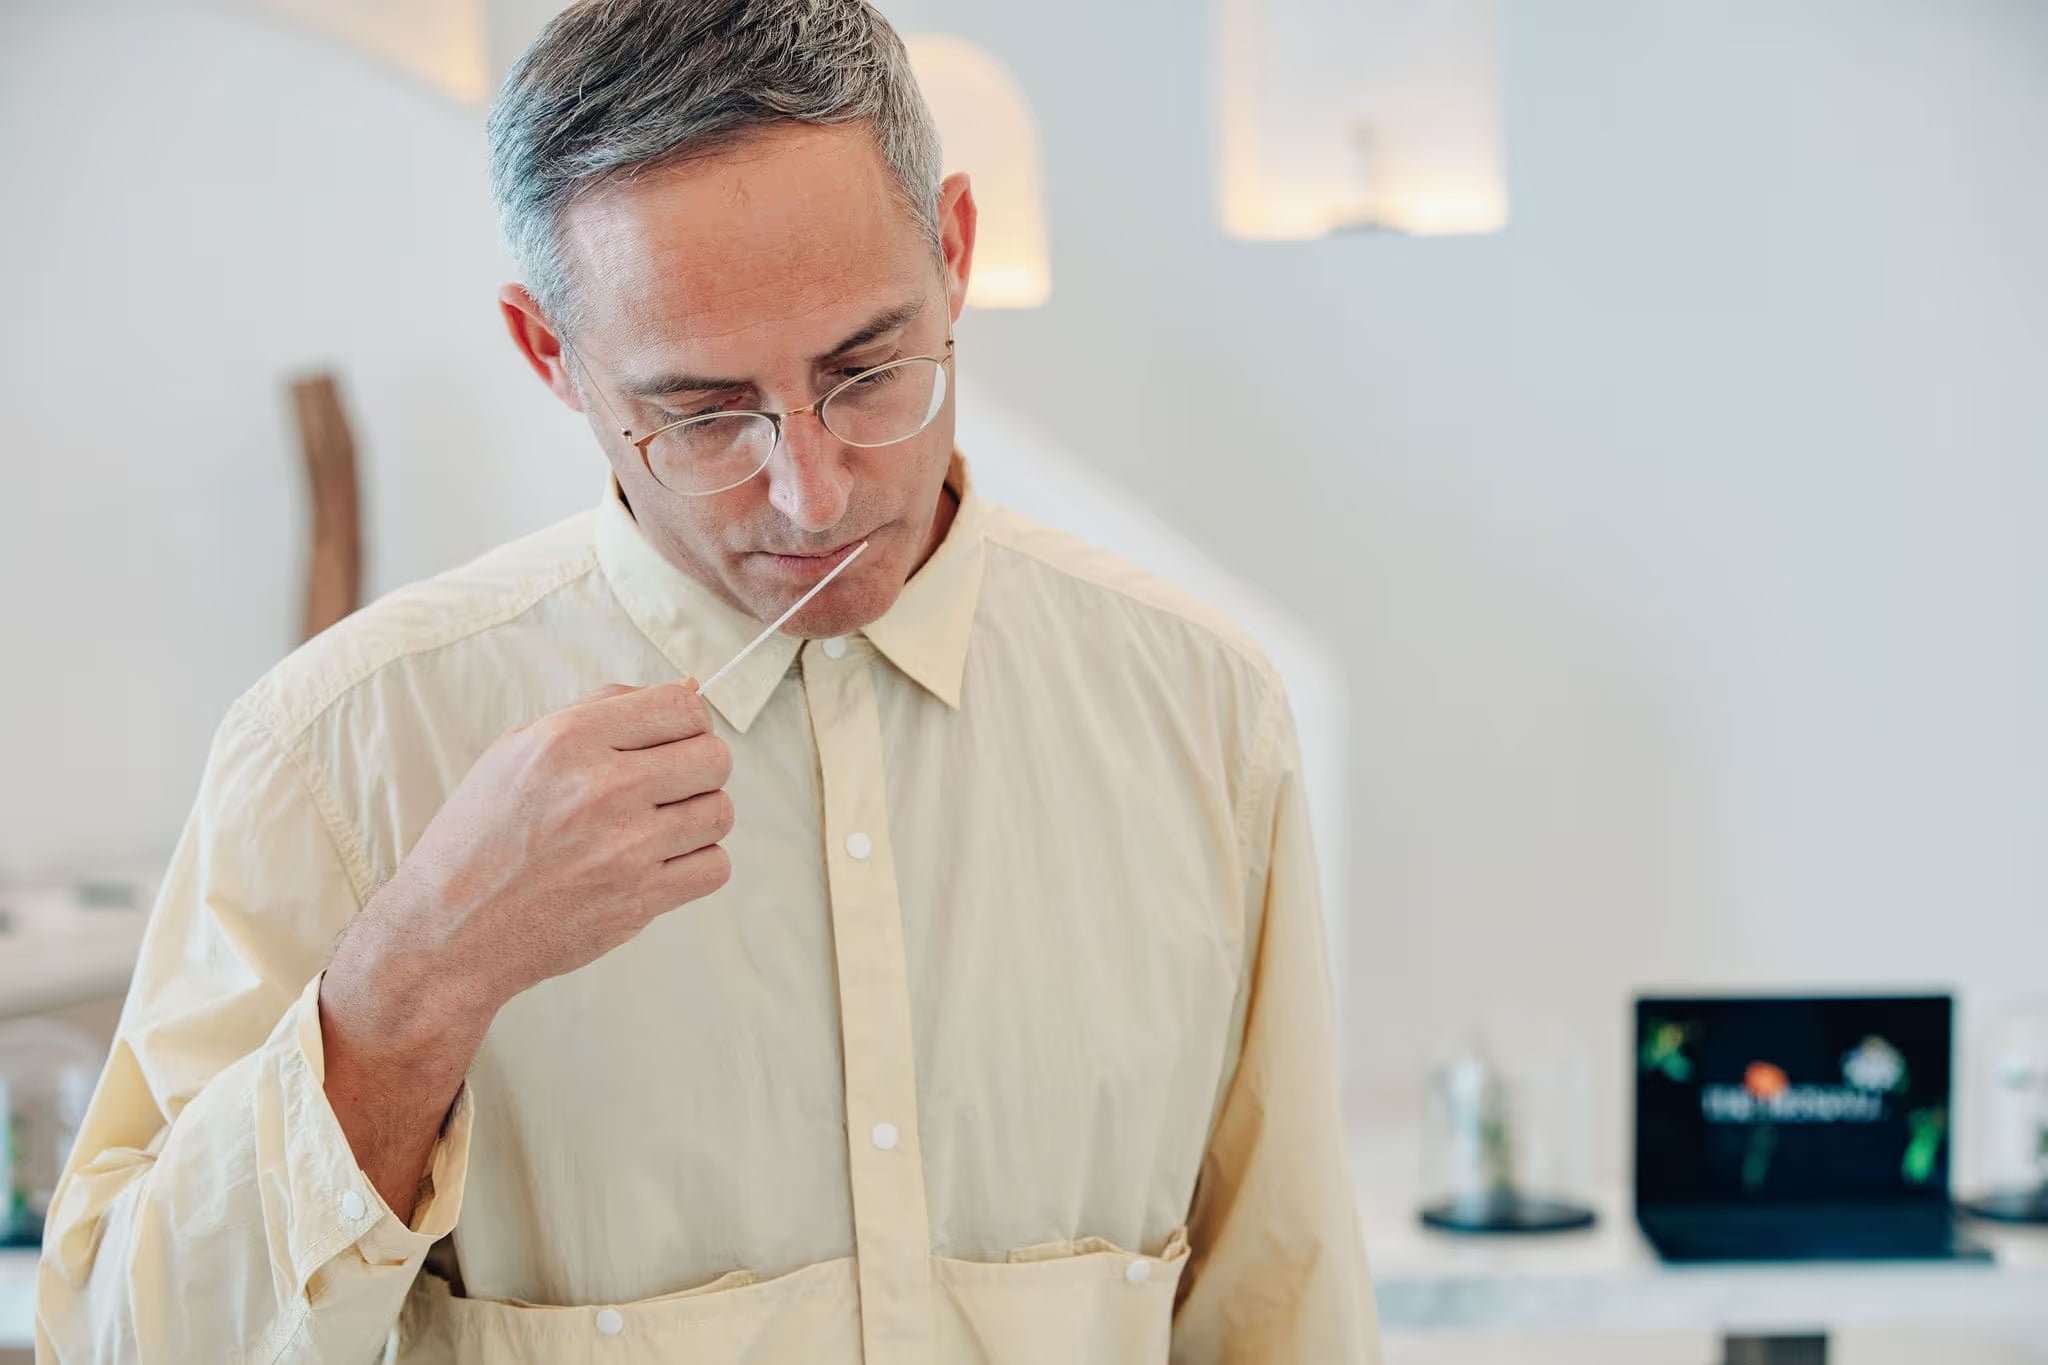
left=1641, top=1205, right=1986, bottom=1262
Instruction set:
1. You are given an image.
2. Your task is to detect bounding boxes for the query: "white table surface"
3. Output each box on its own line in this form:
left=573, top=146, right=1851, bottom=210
left=0, top=877, right=155, bottom=1018
left=1351, top=1123, right=2048, bottom=1345
left=0, top=1251, right=26, bottom=1349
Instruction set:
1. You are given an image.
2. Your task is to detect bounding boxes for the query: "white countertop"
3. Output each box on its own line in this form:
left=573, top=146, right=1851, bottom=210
left=0, top=1251, right=30, bottom=1350
left=1350, top=1123, right=2048, bottom=1344
left=0, top=875, right=155, bottom=1018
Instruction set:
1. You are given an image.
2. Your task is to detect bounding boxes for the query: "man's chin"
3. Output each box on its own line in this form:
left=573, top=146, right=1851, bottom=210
left=759, top=577, right=900, bottom=641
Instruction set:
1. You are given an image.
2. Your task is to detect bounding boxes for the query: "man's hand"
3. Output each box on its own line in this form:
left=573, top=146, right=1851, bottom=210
left=364, top=678, right=733, bottom=1005
left=319, top=680, right=733, bottom=1218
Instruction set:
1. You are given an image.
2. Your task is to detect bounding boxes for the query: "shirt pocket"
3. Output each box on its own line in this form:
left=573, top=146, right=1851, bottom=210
left=932, top=1226, right=1191, bottom=1365
left=391, top=1230, right=1190, bottom=1365
left=393, top=1256, right=863, bottom=1365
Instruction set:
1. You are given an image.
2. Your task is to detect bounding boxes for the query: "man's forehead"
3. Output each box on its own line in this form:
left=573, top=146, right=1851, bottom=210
left=560, top=124, right=931, bottom=354
left=613, top=298, right=930, bottom=398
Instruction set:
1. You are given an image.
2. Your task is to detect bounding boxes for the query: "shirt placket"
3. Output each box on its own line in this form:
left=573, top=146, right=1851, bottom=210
left=801, top=636, right=934, bottom=1365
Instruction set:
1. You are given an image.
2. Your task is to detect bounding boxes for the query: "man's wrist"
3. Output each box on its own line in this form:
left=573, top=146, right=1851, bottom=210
left=323, top=878, right=497, bottom=1071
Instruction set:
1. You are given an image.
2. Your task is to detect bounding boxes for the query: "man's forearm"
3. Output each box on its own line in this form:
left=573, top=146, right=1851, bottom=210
left=320, top=897, right=494, bottom=1223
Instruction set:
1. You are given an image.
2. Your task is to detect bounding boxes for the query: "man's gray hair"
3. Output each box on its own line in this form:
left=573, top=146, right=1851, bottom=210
left=487, top=0, right=944, bottom=333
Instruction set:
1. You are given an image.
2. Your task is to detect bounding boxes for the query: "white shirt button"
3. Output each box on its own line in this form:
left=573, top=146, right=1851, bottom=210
left=822, top=636, right=848, bottom=659
left=871, top=1121, right=900, bottom=1151
left=595, top=1307, right=624, bottom=1336
left=1125, top=1259, right=1153, bottom=1286
left=339, top=1190, right=366, bottom=1222
left=846, top=832, right=872, bottom=860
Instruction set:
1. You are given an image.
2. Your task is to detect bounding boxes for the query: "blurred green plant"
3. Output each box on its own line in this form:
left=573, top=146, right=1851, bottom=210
left=1640, top=1020, right=1694, bottom=1083
left=1903, top=1107, right=1947, bottom=1185
left=1741, top=1121, right=1779, bottom=1193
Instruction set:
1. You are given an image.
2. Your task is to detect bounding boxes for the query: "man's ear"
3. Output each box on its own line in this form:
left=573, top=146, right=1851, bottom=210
left=936, top=172, right=978, bottom=325
left=498, top=283, right=583, bottom=413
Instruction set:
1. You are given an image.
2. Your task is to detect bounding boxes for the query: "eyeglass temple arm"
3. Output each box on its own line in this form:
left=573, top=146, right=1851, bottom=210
left=562, top=343, right=639, bottom=439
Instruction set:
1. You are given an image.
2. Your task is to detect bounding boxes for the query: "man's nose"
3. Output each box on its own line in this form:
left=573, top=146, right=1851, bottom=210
left=766, top=410, right=852, bottom=535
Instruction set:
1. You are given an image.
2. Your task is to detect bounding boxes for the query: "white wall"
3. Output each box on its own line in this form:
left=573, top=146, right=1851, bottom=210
left=5, top=0, right=2045, bottom=1186
left=876, top=0, right=2048, bottom=1175
left=0, top=0, right=596, bottom=873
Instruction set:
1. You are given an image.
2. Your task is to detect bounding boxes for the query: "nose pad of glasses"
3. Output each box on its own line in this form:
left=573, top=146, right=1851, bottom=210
left=768, top=408, right=851, bottom=488
left=776, top=405, right=838, bottom=457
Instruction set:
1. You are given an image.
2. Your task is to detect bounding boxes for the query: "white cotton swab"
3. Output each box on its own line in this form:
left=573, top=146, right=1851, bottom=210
left=700, top=541, right=869, bottom=692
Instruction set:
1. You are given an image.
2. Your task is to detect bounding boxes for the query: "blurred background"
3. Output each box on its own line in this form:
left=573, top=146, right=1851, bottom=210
left=2, top=0, right=2044, bottom=1360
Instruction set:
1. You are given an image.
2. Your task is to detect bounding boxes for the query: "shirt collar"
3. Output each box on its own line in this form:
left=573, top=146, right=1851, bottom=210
left=594, top=452, right=987, bottom=733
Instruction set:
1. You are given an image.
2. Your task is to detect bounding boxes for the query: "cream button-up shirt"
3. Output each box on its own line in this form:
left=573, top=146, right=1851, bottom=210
left=37, top=457, right=1378, bottom=1364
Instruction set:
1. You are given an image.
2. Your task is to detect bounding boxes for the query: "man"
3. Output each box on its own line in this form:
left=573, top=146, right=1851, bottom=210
left=37, top=1, right=1376, bottom=1360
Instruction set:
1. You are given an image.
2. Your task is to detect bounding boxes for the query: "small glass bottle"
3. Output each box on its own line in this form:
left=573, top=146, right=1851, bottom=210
left=1419, top=1022, right=1598, bottom=1234
left=1960, top=999, right=2048, bottom=1224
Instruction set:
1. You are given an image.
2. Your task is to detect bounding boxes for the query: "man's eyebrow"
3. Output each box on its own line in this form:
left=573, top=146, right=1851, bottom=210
left=814, top=301, right=924, bottom=362
left=621, top=302, right=926, bottom=399
left=621, top=367, right=748, bottom=400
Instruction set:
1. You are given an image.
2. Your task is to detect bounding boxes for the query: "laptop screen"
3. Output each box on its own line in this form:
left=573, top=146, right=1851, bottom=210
left=1634, top=995, right=1953, bottom=1209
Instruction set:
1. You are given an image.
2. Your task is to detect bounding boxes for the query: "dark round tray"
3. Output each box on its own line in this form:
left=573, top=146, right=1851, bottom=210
left=1957, top=1188, right=2048, bottom=1225
left=1420, top=1193, right=1598, bottom=1235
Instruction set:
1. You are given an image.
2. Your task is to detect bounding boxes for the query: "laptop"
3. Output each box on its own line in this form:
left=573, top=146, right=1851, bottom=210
left=1633, top=994, right=1990, bottom=1263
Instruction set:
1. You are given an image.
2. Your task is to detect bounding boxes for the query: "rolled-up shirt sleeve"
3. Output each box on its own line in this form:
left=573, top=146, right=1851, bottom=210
left=35, top=698, right=473, bottom=1364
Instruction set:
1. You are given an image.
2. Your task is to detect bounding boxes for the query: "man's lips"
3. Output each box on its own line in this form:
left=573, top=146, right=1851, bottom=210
left=755, top=540, right=867, bottom=576
left=768, top=541, right=861, bottom=559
